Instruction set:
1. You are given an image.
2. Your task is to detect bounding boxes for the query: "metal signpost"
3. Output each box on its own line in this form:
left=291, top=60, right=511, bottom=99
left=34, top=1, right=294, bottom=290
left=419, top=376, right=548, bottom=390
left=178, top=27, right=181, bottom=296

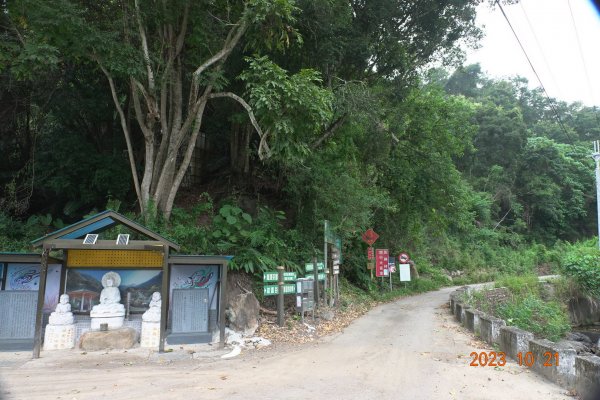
left=324, top=220, right=343, bottom=306
left=388, top=256, right=396, bottom=290
left=593, top=140, right=600, bottom=249
left=306, top=260, right=325, bottom=306
left=398, top=252, right=411, bottom=288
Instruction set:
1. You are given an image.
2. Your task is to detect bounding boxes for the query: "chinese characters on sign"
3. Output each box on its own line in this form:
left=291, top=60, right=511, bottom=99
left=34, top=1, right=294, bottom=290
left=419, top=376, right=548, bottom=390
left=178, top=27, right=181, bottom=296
left=367, top=247, right=374, bottom=260
left=375, top=249, right=389, bottom=277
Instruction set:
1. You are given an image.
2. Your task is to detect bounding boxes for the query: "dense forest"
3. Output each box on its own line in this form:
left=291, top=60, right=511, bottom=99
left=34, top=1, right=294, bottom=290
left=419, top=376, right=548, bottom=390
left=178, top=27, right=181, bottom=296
left=1, top=0, right=599, bottom=288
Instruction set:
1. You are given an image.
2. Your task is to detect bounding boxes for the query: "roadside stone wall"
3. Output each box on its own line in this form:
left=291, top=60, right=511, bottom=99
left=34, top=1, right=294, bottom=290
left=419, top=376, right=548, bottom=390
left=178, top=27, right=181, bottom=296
left=449, top=288, right=600, bottom=399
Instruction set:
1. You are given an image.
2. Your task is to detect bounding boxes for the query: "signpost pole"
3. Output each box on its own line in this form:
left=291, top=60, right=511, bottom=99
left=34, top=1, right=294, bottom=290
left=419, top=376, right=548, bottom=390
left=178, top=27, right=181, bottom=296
left=593, top=140, right=600, bottom=249
left=277, top=266, right=284, bottom=327
left=323, top=221, right=328, bottom=306
left=313, top=255, right=320, bottom=308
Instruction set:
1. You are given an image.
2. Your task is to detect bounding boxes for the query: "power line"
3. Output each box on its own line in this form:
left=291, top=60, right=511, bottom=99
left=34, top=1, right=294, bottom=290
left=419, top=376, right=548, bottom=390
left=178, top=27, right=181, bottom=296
left=494, top=0, right=573, bottom=142
left=518, top=1, right=563, bottom=101
left=567, top=0, right=597, bottom=106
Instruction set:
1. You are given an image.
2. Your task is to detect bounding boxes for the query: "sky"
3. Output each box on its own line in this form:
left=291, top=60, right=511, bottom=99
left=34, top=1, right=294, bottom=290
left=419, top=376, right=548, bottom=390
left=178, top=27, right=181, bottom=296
left=465, top=0, right=600, bottom=106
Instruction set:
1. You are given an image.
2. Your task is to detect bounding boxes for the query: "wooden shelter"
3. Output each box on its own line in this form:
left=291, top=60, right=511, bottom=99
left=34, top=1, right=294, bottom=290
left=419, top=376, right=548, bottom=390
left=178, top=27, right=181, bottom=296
left=24, top=210, right=229, bottom=357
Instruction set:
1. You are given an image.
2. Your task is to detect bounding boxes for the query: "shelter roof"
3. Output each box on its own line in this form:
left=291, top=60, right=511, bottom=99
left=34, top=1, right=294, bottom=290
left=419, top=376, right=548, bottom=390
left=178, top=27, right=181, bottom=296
left=31, top=210, right=180, bottom=251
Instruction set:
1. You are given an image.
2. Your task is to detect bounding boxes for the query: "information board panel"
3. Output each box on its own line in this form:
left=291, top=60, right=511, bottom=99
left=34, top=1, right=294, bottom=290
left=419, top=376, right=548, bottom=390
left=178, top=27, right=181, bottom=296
left=399, top=264, right=411, bottom=282
left=375, top=249, right=389, bottom=277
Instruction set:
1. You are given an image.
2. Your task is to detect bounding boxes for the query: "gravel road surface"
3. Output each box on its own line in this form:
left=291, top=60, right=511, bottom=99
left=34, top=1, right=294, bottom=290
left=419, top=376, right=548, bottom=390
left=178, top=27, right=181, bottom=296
left=0, top=286, right=571, bottom=400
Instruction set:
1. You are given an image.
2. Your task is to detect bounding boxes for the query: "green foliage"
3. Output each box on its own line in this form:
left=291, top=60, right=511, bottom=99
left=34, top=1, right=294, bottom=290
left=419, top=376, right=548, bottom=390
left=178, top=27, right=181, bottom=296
left=497, top=295, right=571, bottom=342
left=561, top=240, right=600, bottom=297
left=495, top=274, right=540, bottom=297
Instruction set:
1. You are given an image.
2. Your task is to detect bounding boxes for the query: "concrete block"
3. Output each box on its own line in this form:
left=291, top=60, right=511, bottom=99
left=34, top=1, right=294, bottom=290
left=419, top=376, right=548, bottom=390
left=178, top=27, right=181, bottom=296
left=500, top=326, right=534, bottom=361
left=480, top=314, right=506, bottom=345
left=455, top=302, right=467, bottom=324
left=575, top=355, right=600, bottom=400
left=529, top=339, right=576, bottom=388
left=44, top=324, right=75, bottom=350
left=465, top=309, right=483, bottom=335
left=140, top=321, right=160, bottom=349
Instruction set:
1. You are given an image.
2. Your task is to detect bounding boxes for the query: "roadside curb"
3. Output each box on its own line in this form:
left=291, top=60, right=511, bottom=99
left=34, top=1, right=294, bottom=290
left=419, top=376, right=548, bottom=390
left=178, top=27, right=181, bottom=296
left=449, top=287, right=600, bottom=399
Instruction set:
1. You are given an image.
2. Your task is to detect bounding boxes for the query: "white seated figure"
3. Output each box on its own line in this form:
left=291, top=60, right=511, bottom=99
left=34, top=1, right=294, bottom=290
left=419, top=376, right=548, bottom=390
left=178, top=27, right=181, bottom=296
left=48, top=294, right=74, bottom=325
left=90, top=271, right=125, bottom=317
left=142, top=292, right=161, bottom=322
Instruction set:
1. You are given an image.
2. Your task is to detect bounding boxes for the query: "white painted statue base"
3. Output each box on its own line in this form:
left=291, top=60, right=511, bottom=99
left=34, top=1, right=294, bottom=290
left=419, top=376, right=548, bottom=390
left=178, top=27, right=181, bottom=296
left=44, top=324, right=75, bottom=350
left=90, top=315, right=125, bottom=330
left=140, top=321, right=160, bottom=348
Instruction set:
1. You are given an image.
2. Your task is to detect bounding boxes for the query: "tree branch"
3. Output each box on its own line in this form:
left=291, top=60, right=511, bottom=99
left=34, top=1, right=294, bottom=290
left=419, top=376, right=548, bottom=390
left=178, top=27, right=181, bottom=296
left=311, top=114, right=347, bottom=149
left=134, top=0, right=155, bottom=91
left=209, top=92, right=271, bottom=159
left=98, top=63, right=144, bottom=212
left=192, top=18, right=248, bottom=79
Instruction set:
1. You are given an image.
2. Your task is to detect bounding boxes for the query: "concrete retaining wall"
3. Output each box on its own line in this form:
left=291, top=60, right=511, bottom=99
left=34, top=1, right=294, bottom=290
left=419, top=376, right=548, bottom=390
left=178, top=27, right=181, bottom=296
left=529, top=339, right=576, bottom=388
left=479, top=314, right=505, bottom=345
left=449, top=288, right=600, bottom=399
left=499, top=326, right=533, bottom=361
left=464, top=309, right=483, bottom=335
left=454, top=302, right=467, bottom=324
left=575, top=355, right=600, bottom=399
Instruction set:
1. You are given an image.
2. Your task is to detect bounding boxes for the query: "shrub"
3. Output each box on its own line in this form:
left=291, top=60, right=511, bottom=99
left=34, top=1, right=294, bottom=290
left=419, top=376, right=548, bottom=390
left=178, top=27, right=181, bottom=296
left=497, top=295, right=570, bottom=342
left=561, top=241, right=600, bottom=298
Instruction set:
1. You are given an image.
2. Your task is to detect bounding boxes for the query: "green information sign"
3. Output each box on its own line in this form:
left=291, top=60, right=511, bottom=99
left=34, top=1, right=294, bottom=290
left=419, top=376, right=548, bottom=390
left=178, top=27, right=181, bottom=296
left=305, top=273, right=326, bottom=281
left=263, top=284, right=296, bottom=296
left=305, top=262, right=325, bottom=272
left=263, top=271, right=297, bottom=282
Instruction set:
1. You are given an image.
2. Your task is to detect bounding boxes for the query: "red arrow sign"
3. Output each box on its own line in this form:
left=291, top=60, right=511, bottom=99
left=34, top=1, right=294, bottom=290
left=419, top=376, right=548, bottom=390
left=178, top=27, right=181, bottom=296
left=362, top=229, right=379, bottom=246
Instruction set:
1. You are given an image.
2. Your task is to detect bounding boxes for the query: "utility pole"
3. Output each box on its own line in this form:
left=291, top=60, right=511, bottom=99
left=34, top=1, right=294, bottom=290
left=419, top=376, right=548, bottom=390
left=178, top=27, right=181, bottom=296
left=593, top=140, right=600, bottom=249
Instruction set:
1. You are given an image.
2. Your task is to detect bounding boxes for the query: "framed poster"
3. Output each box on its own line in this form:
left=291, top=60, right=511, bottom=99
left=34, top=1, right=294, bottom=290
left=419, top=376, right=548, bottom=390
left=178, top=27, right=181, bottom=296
left=170, top=265, right=219, bottom=310
left=66, top=269, right=162, bottom=313
left=5, top=263, right=62, bottom=312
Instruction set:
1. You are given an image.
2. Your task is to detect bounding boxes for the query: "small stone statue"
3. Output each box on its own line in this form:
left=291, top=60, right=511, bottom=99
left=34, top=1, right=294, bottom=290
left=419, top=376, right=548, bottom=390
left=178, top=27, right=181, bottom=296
left=142, top=292, right=161, bottom=322
left=90, top=271, right=125, bottom=316
left=48, top=294, right=74, bottom=325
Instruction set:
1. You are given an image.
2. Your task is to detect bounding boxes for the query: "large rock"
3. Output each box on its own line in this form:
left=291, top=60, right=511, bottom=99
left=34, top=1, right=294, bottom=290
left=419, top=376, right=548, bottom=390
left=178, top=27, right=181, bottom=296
left=226, top=292, right=260, bottom=336
left=79, top=327, right=138, bottom=351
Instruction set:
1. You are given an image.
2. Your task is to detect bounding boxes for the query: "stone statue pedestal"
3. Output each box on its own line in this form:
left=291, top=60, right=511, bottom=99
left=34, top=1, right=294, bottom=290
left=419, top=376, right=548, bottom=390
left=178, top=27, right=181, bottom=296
left=44, top=324, right=75, bottom=350
left=90, top=313, right=125, bottom=330
left=140, top=321, right=160, bottom=348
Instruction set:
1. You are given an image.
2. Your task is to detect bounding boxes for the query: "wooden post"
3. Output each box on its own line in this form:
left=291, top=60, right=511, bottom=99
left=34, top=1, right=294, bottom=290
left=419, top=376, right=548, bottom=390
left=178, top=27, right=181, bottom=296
left=218, top=260, right=228, bottom=348
left=277, top=266, right=284, bottom=327
left=313, top=255, right=319, bottom=308
left=159, top=246, right=169, bottom=353
left=32, top=247, right=50, bottom=359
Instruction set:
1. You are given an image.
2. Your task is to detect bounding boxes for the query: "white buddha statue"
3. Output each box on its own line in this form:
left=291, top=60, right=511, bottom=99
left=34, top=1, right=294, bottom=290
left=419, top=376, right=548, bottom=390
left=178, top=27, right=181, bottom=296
left=48, top=294, right=74, bottom=325
left=90, top=272, right=125, bottom=316
left=142, top=292, right=162, bottom=322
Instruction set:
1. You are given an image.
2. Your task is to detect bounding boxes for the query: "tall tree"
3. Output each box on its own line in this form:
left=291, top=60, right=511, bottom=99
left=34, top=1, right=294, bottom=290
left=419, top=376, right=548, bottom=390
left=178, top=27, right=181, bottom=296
left=7, top=0, right=309, bottom=219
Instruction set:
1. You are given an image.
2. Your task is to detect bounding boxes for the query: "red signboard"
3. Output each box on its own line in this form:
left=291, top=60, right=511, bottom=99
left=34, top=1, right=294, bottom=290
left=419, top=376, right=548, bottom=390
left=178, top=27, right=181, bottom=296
left=367, top=247, right=374, bottom=260
left=362, top=229, right=379, bottom=246
left=375, top=249, right=389, bottom=277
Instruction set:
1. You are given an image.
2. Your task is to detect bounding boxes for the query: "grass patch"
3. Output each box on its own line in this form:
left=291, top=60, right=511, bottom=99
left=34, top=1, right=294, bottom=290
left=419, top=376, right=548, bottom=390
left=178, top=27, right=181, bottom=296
left=496, top=295, right=570, bottom=342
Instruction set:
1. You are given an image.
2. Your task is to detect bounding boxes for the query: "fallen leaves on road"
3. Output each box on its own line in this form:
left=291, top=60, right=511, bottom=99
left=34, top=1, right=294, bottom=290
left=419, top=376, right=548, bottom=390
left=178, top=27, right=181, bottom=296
left=256, top=301, right=371, bottom=345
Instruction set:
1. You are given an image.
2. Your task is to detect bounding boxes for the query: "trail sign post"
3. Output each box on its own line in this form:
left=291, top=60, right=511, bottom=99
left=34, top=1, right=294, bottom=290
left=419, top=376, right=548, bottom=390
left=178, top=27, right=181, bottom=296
left=367, top=247, right=374, bottom=260
left=263, top=268, right=297, bottom=326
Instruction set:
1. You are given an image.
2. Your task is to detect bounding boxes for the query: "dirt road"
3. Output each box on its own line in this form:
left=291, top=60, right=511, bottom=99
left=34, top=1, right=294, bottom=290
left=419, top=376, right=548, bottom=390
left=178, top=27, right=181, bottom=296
left=0, top=287, right=570, bottom=400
